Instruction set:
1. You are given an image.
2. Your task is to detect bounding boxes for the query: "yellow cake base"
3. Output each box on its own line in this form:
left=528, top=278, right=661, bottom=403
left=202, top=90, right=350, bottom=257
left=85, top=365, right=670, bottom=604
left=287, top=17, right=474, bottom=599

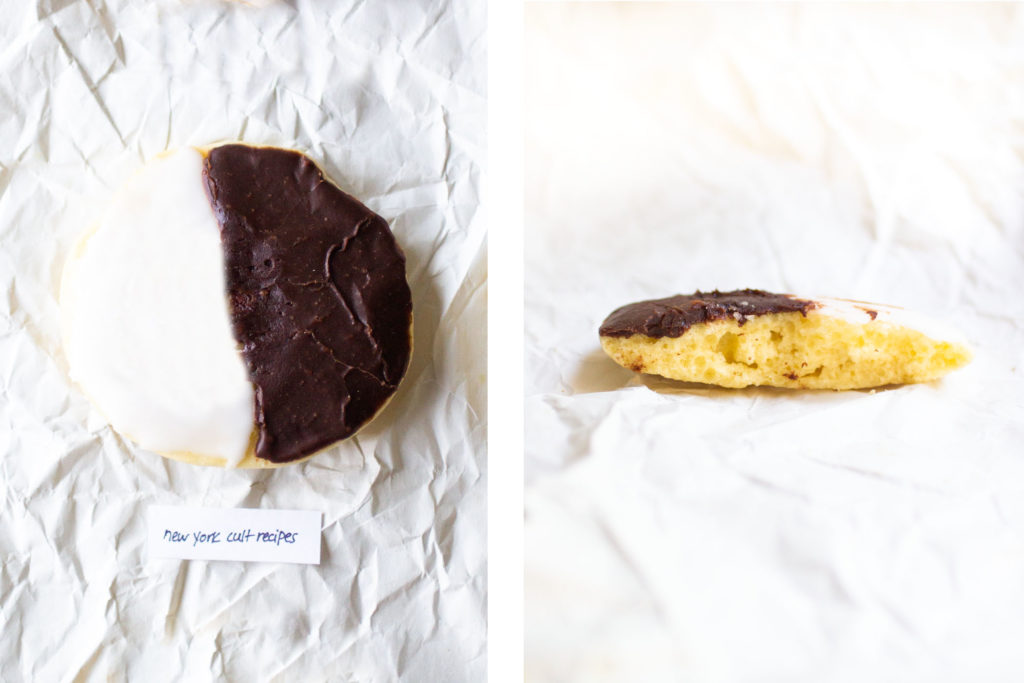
left=600, top=311, right=971, bottom=390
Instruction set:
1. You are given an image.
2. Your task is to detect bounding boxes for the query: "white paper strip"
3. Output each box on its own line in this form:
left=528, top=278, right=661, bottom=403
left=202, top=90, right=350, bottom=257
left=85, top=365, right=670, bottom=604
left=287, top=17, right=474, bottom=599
left=148, top=506, right=321, bottom=565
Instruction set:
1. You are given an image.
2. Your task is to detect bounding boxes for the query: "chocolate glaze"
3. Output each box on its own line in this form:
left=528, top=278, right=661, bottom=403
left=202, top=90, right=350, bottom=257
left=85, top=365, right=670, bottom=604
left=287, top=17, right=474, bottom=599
left=599, top=289, right=816, bottom=338
left=203, top=145, right=412, bottom=463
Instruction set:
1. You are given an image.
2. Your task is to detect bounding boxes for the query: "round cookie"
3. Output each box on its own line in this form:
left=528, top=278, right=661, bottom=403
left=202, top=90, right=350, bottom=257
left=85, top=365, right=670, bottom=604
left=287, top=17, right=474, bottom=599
left=599, top=289, right=971, bottom=390
left=61, top=144, right=412, bottom=467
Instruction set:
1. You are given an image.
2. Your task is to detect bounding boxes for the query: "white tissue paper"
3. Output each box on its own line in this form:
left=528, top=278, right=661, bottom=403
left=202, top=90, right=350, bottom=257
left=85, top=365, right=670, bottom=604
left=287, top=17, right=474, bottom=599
left=0, top=1, right=485, bottom=680
left=526, top=4, right=1024, bottom=682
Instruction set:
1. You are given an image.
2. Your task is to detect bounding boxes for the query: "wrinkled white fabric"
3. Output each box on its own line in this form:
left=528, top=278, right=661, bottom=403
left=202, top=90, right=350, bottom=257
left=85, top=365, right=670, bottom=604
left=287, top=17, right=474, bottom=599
left=0, top=1, right=486, bottom=681
left=526, top=4, right=1024, bottom=682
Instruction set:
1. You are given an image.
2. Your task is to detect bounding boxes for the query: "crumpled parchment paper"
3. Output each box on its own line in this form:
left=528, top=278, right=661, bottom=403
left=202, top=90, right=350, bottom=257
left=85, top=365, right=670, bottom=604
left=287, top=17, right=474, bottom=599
left=0, top=1, right=486, bottom=680
left=526, top=4, right=1024, bottom=682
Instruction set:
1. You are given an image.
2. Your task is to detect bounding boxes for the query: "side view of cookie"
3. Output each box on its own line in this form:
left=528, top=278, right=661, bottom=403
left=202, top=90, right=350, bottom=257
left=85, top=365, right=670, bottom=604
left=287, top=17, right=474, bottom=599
left=599, top=289, right=971, bottom=390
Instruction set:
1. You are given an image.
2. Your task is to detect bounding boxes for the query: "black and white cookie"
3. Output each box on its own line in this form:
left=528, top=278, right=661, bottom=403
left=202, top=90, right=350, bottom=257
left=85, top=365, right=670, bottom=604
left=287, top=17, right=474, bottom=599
left=62, top=144, right=412, bottom=467
left=599, top=289, right=971, bottom=390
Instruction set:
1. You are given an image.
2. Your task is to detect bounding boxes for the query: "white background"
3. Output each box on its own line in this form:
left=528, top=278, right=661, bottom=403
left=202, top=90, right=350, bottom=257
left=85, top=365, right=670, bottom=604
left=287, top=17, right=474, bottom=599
left=525, top=4, right=1024, bottom=682
left=0, top=1, right=486, bottom=680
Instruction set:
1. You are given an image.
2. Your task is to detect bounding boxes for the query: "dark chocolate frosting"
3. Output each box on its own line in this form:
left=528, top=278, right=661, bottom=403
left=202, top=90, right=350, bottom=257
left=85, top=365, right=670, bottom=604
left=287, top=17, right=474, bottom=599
left=599, top=289, right=816, bottom=338
left=203, top=144, right=412, bottom=463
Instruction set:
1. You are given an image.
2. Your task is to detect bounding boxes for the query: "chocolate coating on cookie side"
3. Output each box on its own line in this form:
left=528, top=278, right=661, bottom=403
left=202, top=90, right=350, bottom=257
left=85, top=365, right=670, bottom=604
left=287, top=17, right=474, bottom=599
left=599, top=289, right=817, bottom=338
left=203, top=145, right=412, bottom=463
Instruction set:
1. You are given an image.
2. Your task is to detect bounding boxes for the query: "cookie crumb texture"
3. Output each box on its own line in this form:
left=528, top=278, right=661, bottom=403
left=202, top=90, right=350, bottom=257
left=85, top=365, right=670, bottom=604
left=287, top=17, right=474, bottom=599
left=601, top=308, right=971, bottom=390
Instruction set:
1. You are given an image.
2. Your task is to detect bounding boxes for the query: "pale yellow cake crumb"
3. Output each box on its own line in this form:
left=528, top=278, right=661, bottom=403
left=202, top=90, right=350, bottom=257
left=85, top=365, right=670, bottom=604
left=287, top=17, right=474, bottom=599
left=600, top=311, right=971, bottom=390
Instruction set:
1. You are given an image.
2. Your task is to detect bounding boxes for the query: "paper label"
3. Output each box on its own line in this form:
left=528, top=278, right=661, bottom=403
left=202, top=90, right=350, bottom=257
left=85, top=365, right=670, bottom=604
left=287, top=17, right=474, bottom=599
left=148, top=506, right=321, bottom=564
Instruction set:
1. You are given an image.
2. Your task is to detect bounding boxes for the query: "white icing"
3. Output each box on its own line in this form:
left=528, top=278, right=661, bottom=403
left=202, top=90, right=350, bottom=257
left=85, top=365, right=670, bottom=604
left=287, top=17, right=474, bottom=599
left=61, top=148, right=254, bottom=465
left=810, top=296, right=969, bottom=346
